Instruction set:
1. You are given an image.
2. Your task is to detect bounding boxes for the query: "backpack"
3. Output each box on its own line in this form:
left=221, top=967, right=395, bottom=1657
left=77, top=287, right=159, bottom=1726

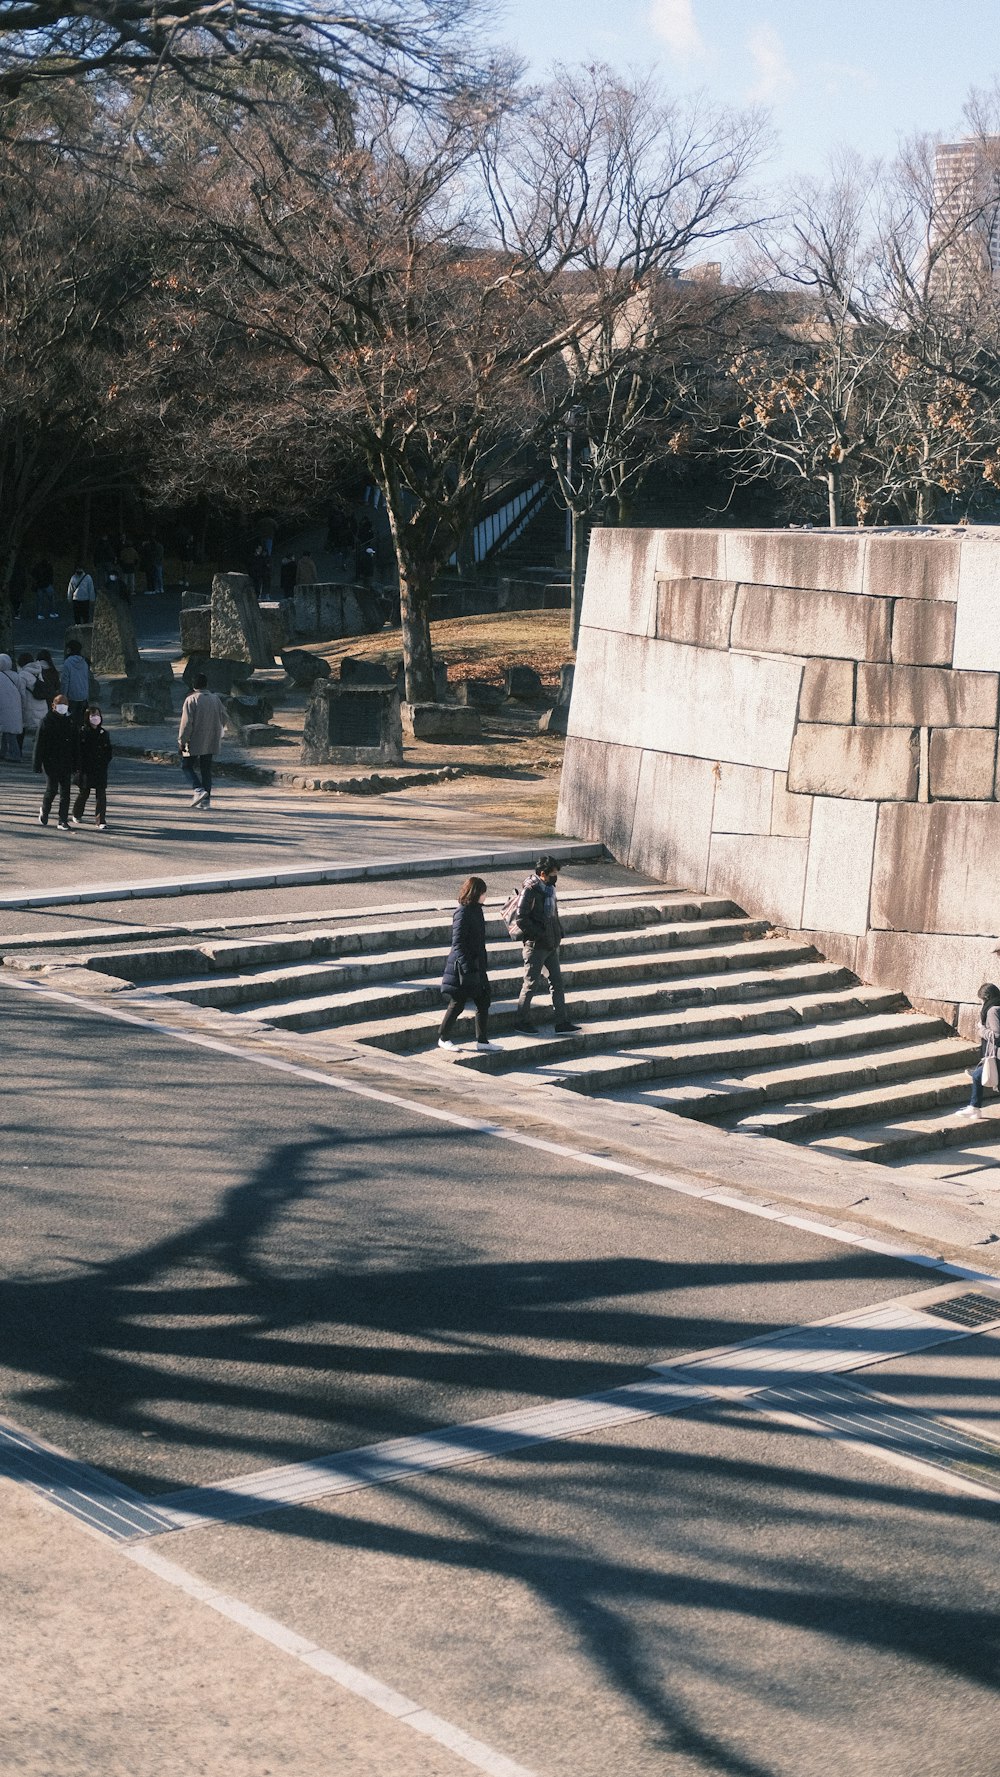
left=501, top=882, right=528, bottom=939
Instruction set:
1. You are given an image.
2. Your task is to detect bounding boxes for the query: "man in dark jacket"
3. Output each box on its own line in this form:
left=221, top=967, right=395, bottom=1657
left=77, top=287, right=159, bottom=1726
left=34, top=693, right=80, bottom=829
left=513, top=856, right=581, bottom=1036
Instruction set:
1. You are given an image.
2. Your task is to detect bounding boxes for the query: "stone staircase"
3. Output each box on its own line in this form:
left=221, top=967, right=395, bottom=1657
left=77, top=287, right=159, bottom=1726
left=81, top=885, right=992, bottom=1165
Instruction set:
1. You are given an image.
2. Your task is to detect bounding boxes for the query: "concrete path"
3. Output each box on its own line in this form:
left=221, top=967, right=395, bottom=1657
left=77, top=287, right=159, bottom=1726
left=4, top=984, right=1000, bottom=1777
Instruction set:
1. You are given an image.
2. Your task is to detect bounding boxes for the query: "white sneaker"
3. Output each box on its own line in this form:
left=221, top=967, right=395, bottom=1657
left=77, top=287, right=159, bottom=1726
left=68, top=815, right=81, bottom=826
left=190, top=790, right=206, bottom=807
left=96, top=821, right=107, bottom=831
left=438, top=1039, right=461, bottom=1051
left=951, top=1105, right=983, bottom=1120
left=476, top=1041, right=501, bottom=1051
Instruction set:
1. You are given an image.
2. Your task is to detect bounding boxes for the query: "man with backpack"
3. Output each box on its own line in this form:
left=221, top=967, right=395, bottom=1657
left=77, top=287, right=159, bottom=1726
left=507, top=856, right=582, bottom=1037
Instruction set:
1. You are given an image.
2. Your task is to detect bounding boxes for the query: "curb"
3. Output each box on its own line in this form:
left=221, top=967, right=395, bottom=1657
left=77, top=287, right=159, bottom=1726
left=0, top=842, right=606, bottom=911
left=108, top=739, right=467, bottom=796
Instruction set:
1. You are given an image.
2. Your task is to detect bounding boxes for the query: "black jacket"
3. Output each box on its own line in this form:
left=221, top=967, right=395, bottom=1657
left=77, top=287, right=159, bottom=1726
left=441, top=903, right=489, bottom=999
left=79, top=722, right=113, bottom=779
left=33, top=711, right=80, bottom=777
left=517, top=874, right=564, bottom=948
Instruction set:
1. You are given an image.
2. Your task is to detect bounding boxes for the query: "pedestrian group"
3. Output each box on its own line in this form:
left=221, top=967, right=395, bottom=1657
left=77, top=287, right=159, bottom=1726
left=437, top=857, right=583, bottom=1054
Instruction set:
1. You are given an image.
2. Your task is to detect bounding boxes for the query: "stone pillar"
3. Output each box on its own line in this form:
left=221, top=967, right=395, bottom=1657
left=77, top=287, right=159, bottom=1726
left=91, top=590, right=142, bottom=677
left=210, top=572, right=275, bottom=667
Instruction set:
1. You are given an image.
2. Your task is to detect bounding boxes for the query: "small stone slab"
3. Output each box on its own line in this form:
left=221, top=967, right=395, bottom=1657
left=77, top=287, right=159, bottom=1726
left=456, top=679, right=504, bottom=709
left=340, top=657, right=395, bottom=686
left=401, top=702, right=482, bottom=741
left=280, top=649, right=331, bottom=688
left=537, top=705, right=569, bottom=735
left=505, top=664, right=545, bottom=701
left=183, top=654, right=254, bottom=693
left=301, top=682, right=403, bottom=765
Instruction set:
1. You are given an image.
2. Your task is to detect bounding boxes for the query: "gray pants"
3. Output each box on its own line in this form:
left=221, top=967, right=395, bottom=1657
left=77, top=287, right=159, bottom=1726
left=518, top=941, right=566, bottom=1021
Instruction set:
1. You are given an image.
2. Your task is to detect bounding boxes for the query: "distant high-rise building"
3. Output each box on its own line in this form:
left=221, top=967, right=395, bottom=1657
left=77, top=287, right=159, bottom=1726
left=933, top=139, right=1000, bottom=282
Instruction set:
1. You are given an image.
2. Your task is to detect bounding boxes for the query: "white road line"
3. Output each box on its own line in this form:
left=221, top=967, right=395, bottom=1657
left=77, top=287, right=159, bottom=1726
left=4, top=974, right=996, bottom=1287
left=124, top=1543, right=539, bottom=1777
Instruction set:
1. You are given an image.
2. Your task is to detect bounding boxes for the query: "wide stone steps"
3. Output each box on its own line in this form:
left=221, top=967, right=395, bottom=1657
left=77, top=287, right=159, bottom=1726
left=248, top=955, right=847, bottom=1039
left=806, top=1102, right=1000, bottom=1164
left=135, top=926, right=791, bottom=1018
left=620, top=1036, right=977, bottom=1122
left=723, top=1069, right=975, bottom=1140
left=552, top=1011, right=946, bottom=1097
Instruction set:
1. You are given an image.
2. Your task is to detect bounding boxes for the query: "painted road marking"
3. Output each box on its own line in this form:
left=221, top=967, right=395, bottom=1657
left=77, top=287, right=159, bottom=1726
left=4, top=974, right=997, bottom=1289
left=0, top=1418, right=177, bottom=1542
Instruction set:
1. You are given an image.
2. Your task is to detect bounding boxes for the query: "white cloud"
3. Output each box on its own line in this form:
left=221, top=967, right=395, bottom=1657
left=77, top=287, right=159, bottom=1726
left=747, top=21, right=795, bottom=103
left=649, top=0, right=705, bottom=62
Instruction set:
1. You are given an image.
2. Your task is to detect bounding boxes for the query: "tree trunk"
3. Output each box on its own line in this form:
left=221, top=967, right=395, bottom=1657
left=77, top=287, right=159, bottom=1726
left=570, top=508, right=587, bottom=649
left=915, top=483, right=936, bottom=524
left=827, top=464, right=843, bottom=528
left=398, top=564, right=436, bottom=703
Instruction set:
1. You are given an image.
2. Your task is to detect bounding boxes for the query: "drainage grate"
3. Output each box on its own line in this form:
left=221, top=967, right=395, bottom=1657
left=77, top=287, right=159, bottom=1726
left=924, top=1292, right=1000, bottom=1329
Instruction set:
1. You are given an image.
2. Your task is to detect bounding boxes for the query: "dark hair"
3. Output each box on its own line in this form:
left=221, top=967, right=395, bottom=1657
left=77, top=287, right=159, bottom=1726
left=978, top=983, right=1000, bottom=1007
left=536, top=855, right=559, bottom=875
left=193, top=672, right=208, bottom=689
left=65, top=638, right=81, bottom=655
left=17, top=651, right=32, bottom=667
left=37, top=649, right=53, bottom=665
left=459, top=876, right=487, bottom=906
left=85, top=704, right=103, bottom=723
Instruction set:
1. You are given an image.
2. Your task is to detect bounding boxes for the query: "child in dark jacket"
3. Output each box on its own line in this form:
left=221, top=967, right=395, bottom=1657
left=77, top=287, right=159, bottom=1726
left=33, top=694, right=81, bottom=829
left=71, top=705, right=113, bottom=830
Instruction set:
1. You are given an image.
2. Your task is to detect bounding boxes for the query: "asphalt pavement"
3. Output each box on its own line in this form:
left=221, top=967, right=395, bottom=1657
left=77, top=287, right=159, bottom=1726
left=4, top=981, right=999, bottom=1777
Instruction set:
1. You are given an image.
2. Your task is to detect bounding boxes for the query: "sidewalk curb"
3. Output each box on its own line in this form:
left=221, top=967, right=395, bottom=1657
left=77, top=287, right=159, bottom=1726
left=0, top=842, right=605, bottom=911
left=109, top=738, right=468, bottom=796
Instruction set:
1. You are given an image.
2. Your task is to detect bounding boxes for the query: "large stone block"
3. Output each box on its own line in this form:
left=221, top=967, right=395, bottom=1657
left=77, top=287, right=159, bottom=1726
left=654, top=577, right=736, bottom=649
left=707, top=832, right=809, bottom=929
left=871, top=801, right=1000, bottom=934
left=787, top=724, right=919, bottom=801
left=301, top=683, right=403, bottom=765
left=401, top=702, right=482, bottom=741
left=952, top=533, right=1000, bottom=670
left=456, top=679, right=504, bottom=709
left=723, top=530, right=867, bottom=594
left=712, top=763, right=774, bottom=835
left=928, top=728, right=997, bottom=800
left=117, top=668, right=173, bottom=724
left=654, top=529, right=727, bottom=584
left=568, top=628, right=804, bottom=771
left=557, top=737, right=641, bottom=858
left=731, top=583, right=890, bottom=662
left=90, top=590, right=142, bottom=677
left=863, top=532, right=962, bottom=602
left=183, top=654, right=254, bottom=693
left=179, top=605, right=212, bottom=657
left=627, top=750, right=718, bottom=892
left=578, top=527, right=660, bottom=636
left=890, top=599, right=956, bottom=666
left=801, top=797, right=878, bottom=937
left=210, top=573, right=275, bottom=667
left=798, top=658, right=855, bottom=723
left=856, top=928, right=1000, bottom=1010
left=771, top=772, right=813, bottom=838
left=855, top=662, right=999, bottom=728
left=280, top=649, right=331, bottom=688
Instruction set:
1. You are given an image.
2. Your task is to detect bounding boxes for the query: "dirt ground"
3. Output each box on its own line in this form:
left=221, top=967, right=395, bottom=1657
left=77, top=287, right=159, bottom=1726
left=318, top=608, right=574, bottom=693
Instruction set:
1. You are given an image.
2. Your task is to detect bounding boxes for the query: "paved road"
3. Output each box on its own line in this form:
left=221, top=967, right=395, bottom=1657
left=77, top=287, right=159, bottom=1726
left=4, top=981, right=999, bottom=1777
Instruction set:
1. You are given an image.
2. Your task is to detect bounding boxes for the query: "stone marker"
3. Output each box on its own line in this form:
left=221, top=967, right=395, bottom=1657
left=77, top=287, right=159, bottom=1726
left=401, top=702, right=482, bottom=741
left=90, top=590, right=142, bottom=678
left=456, top=679, right=504, bottom=709
left=179, top=605, right=212, bottom=657
left=183, top=654, right=254, bottom=693
left=280, top=649, right=331, bottom=688
left=340, top=657, right=395, bottom=686
left=537, top=704, right=569, bottom=735
left=505, top=664, right=545, bottom=702
left=301, top=682, right=403, bottom=765
left=118, top=667, right=174, bottom=724
left=210, top=572, right=275, bottom=667
left=223, top=692, right=275, bottom=734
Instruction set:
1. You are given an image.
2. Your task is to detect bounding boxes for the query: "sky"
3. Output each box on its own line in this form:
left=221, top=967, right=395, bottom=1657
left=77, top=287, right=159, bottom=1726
left=497, top=0, right=1000, bottom=185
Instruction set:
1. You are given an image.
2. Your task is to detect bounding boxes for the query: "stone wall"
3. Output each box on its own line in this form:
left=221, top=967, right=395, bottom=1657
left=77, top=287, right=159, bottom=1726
left=558, top=526, right=1000, bottom=1035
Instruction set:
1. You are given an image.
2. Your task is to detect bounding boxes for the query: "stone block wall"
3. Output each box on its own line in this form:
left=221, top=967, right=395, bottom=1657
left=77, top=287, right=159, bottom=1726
left=558, top=526, right=1000, bottom=1034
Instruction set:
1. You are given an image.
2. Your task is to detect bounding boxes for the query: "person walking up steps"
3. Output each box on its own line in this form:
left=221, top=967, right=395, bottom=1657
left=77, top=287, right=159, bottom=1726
left=513, top=856, right=581, bottom=1036
left=34, top=692, right=80, bottom=828
left=438, top=877, right=500, bottom=1053
left=953, top=983, right=1000, bottom=1123
left=178, top=671, right=225, bottom=809
left=70, top=706, right=113, bottom=830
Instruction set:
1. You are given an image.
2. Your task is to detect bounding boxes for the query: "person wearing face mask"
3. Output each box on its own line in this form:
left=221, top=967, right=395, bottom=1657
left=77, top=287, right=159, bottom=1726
left=70, top=705, right=113, bottom=831
left=33, top=693, right=81, bottom=829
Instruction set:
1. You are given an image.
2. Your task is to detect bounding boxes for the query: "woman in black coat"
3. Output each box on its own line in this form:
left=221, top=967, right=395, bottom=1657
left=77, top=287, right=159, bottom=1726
left=438, top=876, right=499, bottom=1052
left=71, top=704, right=114, bottom=830
left=33, top=693, right=81, bottom=829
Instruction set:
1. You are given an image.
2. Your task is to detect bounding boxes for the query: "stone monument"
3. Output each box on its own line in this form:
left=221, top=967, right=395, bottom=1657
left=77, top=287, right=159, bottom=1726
left=300, top=681, right=403, bottom=766
left=210, top=572, right=275, bottom=667
left=90, top=590, right=142, bottom=678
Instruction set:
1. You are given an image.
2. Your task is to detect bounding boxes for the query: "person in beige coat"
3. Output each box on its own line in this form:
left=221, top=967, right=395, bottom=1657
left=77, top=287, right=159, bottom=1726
left=178, top=672, right=226, bottom=809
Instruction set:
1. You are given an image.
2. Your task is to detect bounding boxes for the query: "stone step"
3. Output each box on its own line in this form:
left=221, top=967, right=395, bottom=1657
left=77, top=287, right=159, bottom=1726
left=424, top=985, right=910, bottom=1074
left=83, top=895, right=743, bottom=982
left=337, top=962, right=857, bottom=1052
left=805, top=1099, right=1000, bottom=1163
left=728, top=1070, right=975, bottom=1140
left=624, top=1037, right=976, bottom=1121
left=547, top=1010, right=949, bottom=1096
left=136, top=931, right=809, bottom=1015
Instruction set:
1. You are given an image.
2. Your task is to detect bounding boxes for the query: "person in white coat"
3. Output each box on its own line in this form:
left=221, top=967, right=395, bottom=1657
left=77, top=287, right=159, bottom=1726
left=16, top=653, right=48, bottom=736
left=0, top=653, right=24, bottom=760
